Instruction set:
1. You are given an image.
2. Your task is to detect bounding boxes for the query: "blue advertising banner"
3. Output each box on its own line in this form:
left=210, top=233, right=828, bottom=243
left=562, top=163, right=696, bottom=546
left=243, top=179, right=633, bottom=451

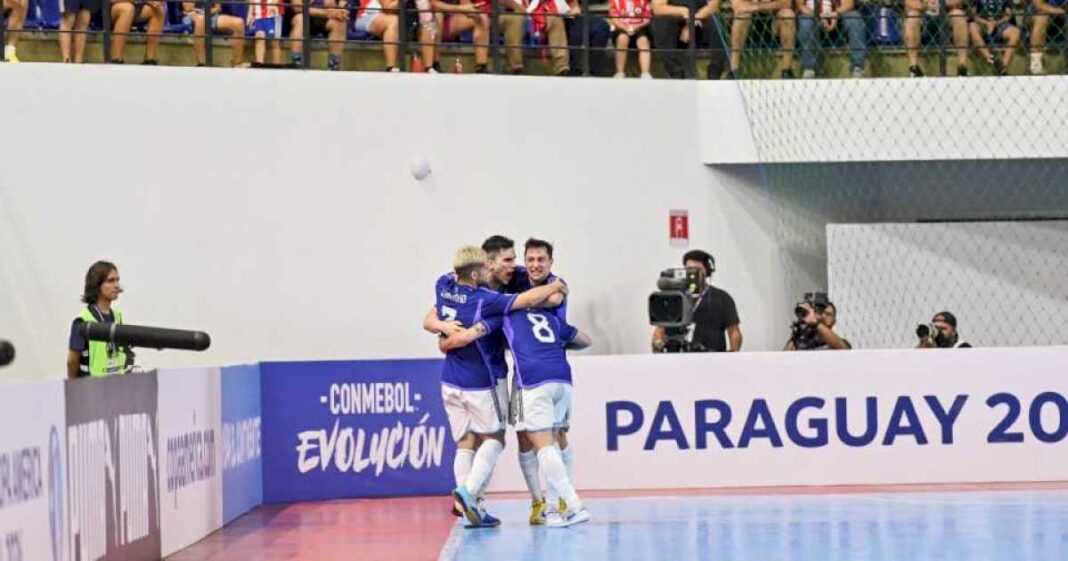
left=261, top=359, right=455, bottom=503
left=221, top=364, right=263, bottom=524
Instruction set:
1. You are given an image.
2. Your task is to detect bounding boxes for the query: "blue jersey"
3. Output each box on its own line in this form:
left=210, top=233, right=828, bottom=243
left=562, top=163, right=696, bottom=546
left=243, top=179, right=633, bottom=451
left=501, top=308, right=579, bottom=389
left=435, top=274, right=516, bottom=390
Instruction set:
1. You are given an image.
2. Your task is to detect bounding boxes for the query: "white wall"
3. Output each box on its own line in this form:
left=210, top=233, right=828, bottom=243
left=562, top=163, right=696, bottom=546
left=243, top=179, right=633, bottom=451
left=829, top=221, right=1068, bottom=349
left=0, top=65, right=791, bottom=380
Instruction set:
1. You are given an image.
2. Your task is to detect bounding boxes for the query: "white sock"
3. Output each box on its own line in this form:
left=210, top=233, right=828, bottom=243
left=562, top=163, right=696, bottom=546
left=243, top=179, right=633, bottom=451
left=464, top=439, right=504, bottom=496
left=560, top=446, right=574, bottom=481
left=3, top=45, right=15, bottom=58
left=519, top=450, right=543, bottom=501
left=453, top=448, right=474, bottom=488
left=538, top=445, right=582, bottom=511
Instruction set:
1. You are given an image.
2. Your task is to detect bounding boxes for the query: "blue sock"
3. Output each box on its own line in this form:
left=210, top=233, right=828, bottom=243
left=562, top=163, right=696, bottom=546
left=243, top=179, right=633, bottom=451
left=328, top=53, right=342, bottom=70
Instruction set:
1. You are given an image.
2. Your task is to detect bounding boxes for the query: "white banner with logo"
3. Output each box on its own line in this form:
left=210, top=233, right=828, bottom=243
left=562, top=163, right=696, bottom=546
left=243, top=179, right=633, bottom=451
left=157, top=368, right=223, bottom=557
left=0, top=381, right=66, bottom=561
left=491, top=347, right=1068, bottom=491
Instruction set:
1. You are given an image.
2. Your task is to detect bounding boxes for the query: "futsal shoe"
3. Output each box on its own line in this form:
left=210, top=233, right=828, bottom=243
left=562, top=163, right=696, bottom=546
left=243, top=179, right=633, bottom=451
left=546, top=507, right=591, bottom=528
left=558, top=498, right=567, bottom=513
left=529, top=498, right=547, bottom=525
left=452, top=486, right=482, bottom=527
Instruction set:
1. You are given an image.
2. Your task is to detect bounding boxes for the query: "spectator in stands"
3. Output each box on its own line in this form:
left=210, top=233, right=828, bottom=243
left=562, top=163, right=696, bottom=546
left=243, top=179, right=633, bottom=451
left=289, top=0, right=348, bottom=70
left=110, top=0, right=165, bottom=64
left=968, top=0, right=1018, bottom=75
left=354, top=0, right=403, bottom=71
left=67, top=261, right=132, bottom=378
left=916, top=311, right=972, bottom=348
left=903, top=0, right=969, bottom=76
left=1028, top=0, right=1064, bottom=74
left=181, top=1, right=248, bottom=67
left=249, top=0, right=283, bottom=66
left=651, top=0, right=729, bottom=79
left=431, top=0, right=490, bottom=72
left=3, top=0, right=26, bottom=62
left=652, top=250, right=742, bottom=352
left=784, top=299, right=850, bottom=350
left=610, top=0, right=652, bottom=77
left=565, top=0, right=611, bottom=75
left=729, top=0, right=796, bottom=78
left=796, top=0, right=866, bottom=78
left=523, top=0, right=571, bottom=76
left=59, top=0, right=93, bottom=63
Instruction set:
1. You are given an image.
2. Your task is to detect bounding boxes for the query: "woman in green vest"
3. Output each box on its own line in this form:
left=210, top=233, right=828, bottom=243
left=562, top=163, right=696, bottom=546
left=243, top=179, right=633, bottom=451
left=66, top=260, right=131, bottom=378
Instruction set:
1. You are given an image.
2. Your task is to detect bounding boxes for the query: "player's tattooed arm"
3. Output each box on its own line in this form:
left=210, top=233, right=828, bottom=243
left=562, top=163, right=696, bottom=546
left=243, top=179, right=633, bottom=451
left=438, top=323, right=490, bottom=353
left=423, top=306, right=464, bottom=336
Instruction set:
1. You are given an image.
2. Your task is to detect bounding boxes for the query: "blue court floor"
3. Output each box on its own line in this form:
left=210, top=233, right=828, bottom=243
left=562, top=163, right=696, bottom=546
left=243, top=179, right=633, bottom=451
left=439, top=491, right=1068, bottom=560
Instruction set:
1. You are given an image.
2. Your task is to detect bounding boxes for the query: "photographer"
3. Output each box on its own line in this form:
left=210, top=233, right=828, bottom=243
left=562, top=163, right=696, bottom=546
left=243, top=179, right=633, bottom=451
left=916, top=311, right=971, bottom=349
left=784, top=296, right=851, bottom=351
left=651, top=250, right=742, bottom=352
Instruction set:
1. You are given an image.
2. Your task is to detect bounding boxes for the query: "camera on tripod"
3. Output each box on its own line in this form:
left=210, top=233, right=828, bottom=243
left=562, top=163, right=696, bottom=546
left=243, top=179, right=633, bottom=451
left=648, top=267, right=707, bottom=352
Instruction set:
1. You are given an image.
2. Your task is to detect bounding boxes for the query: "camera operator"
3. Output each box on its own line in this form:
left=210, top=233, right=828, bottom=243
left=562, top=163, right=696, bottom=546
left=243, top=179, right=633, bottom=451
left=651, top=250, right=742, bottom=353
left=784, top=296, right=851, bottom=351
left=67, top=260, right=134, bottom=378
left=916, top=311, right=971, bottom=349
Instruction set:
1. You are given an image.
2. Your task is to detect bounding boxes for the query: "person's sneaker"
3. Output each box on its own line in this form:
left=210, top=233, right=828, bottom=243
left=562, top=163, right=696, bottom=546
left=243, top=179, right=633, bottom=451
left=640, top=72, right=653, bottom=79
left=993, top=56, right=1006, bottom=76
left=546, top=507, right=591, bottom=528
left=141, top=59, right=158, bottom=65
left=452, top=486, right=482, bottom=527
left=234, top=62, right=251, bottom=69
left=850, top=66, right=864, bottom=78
left=613, top=71, right=626, bottom=78
left=908, top=65, right=924, bottom=77
left=426, top=66, right=440, bottom=74
left=957, top=65, right=968, bottom=77
left=478, top=509, right=502, bottom=528
left=1030, top=54, right=1045, bottom=75
left=3, top=46, right=18, bottom=63
left=780, top=68, right=795, bottom=79
left=529, top=498, right=546, bottom=525
left=801, top=68, right=816, bottom=79
left=558, top=498, right=567, bottom=513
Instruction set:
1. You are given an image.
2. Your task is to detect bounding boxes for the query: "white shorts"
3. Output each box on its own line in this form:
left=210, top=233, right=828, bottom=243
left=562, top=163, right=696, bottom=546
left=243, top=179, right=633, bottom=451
left=441, top=383, right=509, bottom=442
left=513, top=382, right=572, bottom=433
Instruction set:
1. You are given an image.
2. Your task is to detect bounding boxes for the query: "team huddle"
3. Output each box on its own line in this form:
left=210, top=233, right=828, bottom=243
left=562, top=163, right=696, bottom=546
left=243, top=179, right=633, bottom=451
left=422, top=236, right=592, bottom=528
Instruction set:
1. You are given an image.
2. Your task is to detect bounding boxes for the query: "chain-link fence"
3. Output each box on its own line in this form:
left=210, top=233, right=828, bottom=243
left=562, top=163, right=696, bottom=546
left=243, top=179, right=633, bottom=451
left=4, top=0, right=1068, bottom=76
left=728, top=75, right=1068, bottom=349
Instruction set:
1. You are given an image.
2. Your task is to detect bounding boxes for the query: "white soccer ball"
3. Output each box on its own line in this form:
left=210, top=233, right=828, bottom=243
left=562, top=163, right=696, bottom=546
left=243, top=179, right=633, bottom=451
left=410, top=156, right=432, bottom=181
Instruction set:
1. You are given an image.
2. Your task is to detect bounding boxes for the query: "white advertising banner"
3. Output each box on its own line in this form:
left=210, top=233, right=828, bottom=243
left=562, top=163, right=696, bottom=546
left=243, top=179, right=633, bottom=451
left=0, top=381, right=66, bottom=561
left=157, top=368, right=223, bottom=557
left=491, top=347, right=1068, bottom=491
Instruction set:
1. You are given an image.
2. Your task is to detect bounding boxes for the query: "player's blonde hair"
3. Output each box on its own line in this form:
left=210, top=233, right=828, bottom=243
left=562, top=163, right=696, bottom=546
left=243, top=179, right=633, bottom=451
left=453, top=246, right=487, bottom=280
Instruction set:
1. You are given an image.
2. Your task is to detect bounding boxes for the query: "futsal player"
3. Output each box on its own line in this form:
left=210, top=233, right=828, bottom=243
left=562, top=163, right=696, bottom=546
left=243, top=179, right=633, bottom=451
left=442, top=285, right=592, bottom=528
left=431, top=246, right=567, bottom=527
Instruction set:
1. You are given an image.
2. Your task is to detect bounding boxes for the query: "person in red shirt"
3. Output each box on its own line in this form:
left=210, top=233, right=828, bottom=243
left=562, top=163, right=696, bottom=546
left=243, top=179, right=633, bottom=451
left=609, top=0, right=651, bottom=77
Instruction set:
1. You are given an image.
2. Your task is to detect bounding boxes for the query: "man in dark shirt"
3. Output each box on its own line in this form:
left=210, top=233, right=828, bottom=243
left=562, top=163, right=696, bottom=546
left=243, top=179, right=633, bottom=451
left=652, top=250, right=742, bottom=352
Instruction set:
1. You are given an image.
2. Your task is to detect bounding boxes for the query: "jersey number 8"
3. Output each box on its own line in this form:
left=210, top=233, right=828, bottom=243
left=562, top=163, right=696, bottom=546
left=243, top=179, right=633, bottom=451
left=527, top=312, right=556, bottom=343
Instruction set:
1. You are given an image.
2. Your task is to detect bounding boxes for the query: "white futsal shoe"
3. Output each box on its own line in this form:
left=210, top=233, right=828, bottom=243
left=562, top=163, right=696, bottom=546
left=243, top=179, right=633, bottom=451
left=546, top=506, right=591, bottom=528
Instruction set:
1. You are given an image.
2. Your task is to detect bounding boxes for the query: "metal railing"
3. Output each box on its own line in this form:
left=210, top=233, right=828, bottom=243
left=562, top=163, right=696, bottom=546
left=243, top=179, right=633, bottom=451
left=2, top=0, right=1063, bottom=78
